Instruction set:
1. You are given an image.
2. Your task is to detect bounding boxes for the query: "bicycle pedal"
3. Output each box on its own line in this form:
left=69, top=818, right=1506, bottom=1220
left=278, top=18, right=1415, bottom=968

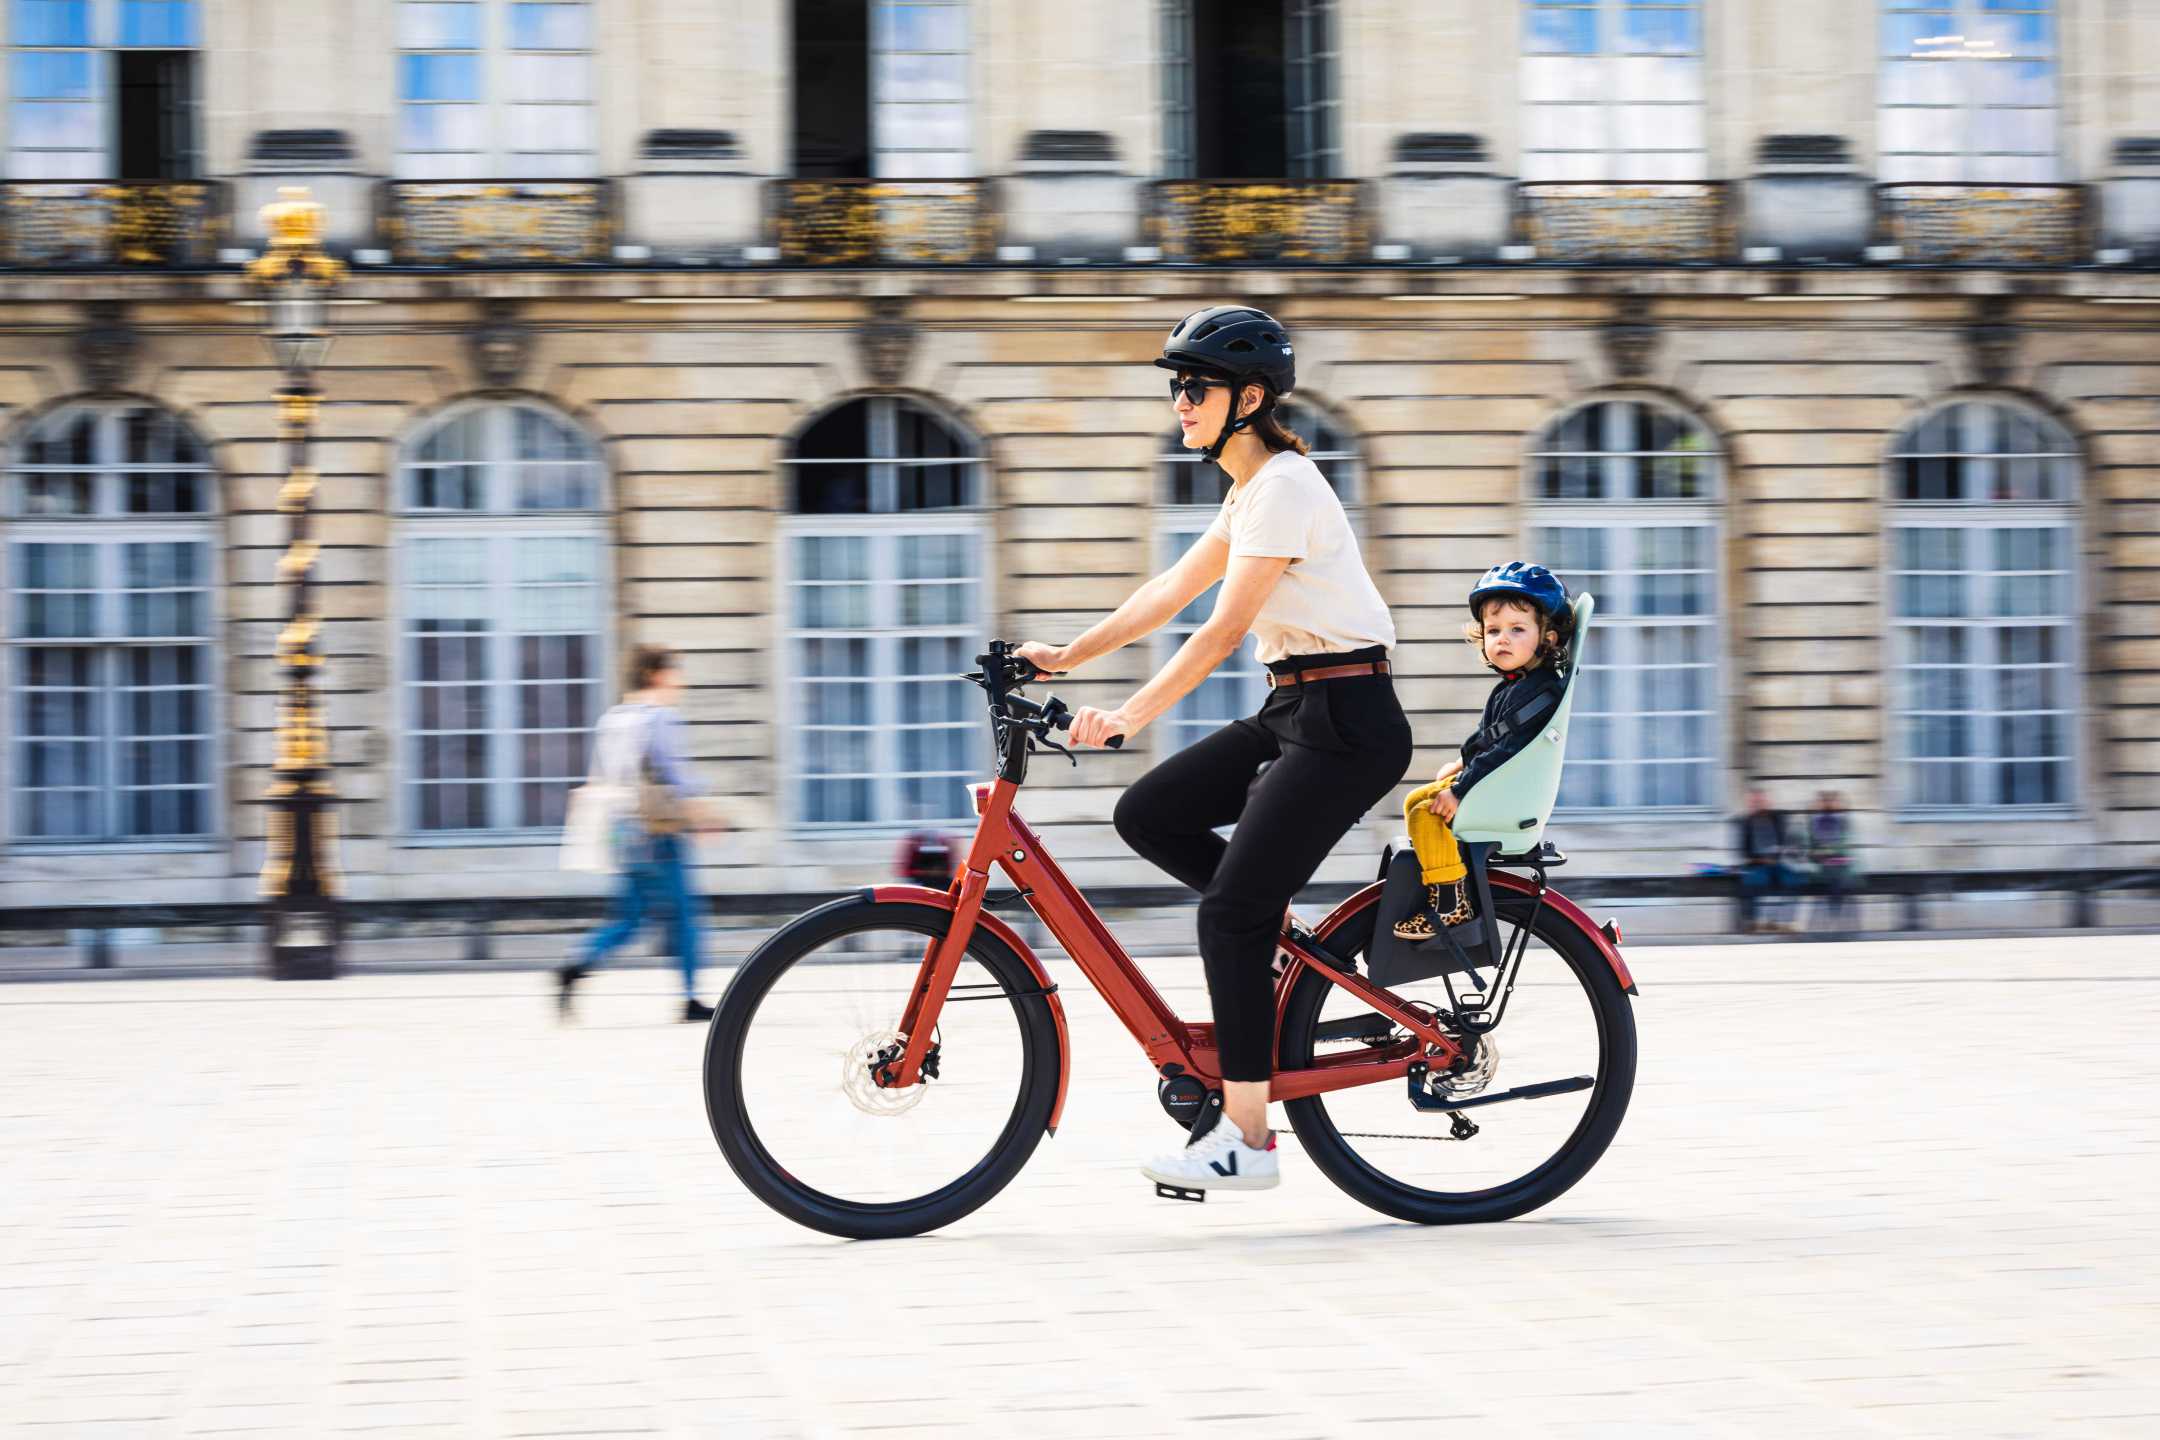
left=1153, top=1182, right=1206, bottom=1204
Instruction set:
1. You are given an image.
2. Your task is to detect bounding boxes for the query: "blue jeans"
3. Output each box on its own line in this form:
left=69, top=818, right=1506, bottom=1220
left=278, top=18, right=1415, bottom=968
left=581, top=828, right=701, bottom=996
left=1739, top=861, right=1804, bottom=928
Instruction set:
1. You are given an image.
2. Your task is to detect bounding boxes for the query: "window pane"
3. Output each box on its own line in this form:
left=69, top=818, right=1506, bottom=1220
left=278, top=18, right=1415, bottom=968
left=13, top=1, right=92, bottom=47
left=11, top=49, right=95, bottom=100
left=399, top=1, right=483, bottom=49
left=509, top=1, right=590, bottom=49
left=507, top=52, right=590, bottom=102
left=401, top=53, right=480, bottom=101
left=118, top=0, right=198, bottom=47
left=1525, top=3, right=1599, bottom=55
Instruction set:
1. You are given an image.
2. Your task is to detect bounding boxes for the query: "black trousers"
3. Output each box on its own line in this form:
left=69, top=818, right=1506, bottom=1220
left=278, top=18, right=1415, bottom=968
left=1114, top=649, right=1413, bottom=1083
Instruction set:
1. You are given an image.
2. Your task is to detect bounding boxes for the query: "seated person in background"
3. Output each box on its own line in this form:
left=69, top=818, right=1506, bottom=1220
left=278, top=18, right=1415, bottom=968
left=1808, top=789, right=1858, bottom=929
left=1397, top=563, right=1574, bottom=942
left=1735, top=787, right=1801, bottom=934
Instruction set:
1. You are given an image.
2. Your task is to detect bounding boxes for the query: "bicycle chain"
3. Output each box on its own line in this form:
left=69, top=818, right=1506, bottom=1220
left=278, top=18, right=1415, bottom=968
left=1277, top=1126, right=1471, bottom=1144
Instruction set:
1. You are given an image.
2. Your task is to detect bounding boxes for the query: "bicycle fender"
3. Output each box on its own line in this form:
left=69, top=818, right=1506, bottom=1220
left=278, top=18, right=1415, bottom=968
left=865, top=885, right=1073, bottom=1135
left=1315, top=877, right=1637, bottom=996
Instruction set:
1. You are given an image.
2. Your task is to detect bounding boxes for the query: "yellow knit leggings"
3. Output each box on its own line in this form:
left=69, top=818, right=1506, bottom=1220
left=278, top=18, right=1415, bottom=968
left=1402, top=777, right=1468, bottom=886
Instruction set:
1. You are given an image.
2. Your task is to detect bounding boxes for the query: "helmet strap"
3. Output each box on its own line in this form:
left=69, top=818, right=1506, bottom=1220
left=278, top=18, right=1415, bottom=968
left=1205, top=383, right=1274, bottom=466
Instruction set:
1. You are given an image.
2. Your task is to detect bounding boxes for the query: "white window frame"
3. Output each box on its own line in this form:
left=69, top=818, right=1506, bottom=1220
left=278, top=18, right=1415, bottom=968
left=1525, top=396, right=1723, bottom=816
left=391, top=400, right=611, bottom=842
left=1153, top=405, right=1360, bottom=754
left=1886, top=398, right=2079, bottom=815
left=780, top=520, right=988, bottom=830
left=5, top=0, right=202, bottom=179
left=871, top=0, right=973, bottom=179
left=3, top=399, right=221, bottom=848
left=1520, top=0, right=1708, bottom=181
left=779, top=395, right=989, bottom=830
left=1876, top=0, right=2060, bottom=184
left=395, top=0, right=597, bottom=179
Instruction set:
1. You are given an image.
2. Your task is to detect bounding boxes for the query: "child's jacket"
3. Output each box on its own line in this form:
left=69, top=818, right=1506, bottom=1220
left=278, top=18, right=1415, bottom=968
left=1452, top=664, right=1568, bottom=800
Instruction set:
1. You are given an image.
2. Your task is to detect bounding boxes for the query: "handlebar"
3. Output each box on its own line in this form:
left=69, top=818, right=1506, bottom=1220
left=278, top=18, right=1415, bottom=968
left=962, top=641, right=1124, bottom=754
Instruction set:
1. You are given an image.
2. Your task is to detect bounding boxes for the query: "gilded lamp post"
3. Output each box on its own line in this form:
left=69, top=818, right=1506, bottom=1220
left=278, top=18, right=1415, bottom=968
left=251, top=188, right=346, bottom=980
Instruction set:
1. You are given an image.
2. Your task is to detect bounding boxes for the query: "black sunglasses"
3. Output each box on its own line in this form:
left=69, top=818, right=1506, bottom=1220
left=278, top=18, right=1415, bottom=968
left=1167, top=376, right=1231, bottom=406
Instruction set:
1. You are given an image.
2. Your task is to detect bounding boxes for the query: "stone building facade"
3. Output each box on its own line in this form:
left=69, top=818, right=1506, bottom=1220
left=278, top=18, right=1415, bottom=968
left=3, top=0, right=2159, bottom=917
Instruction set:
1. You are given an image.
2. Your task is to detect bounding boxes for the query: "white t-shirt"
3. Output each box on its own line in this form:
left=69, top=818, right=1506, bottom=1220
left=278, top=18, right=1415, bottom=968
left=1204, top=449, right=1396, bottom=664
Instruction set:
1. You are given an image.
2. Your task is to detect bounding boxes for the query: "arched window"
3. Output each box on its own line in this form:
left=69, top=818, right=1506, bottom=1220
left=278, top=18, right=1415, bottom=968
left=1155, top=403, right=1357, bottom=752
left=1528, top=397, right=1721, bottom=811
left=4, top=402, right=216, bottom=841
left=1889, top=398, right=2077, bottom=809
left=396, top=400, right=607, bottom=834
left=784, top=396, right=984, bottom=825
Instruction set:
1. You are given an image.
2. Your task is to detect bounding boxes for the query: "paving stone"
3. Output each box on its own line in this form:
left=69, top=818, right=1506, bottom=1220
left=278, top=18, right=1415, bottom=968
left=1, top=937, right=2156, bottom=1435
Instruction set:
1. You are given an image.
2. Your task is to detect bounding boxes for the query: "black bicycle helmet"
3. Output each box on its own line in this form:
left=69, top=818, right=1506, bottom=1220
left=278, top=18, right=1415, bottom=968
left=1155, top=304, right=1296, bottom=461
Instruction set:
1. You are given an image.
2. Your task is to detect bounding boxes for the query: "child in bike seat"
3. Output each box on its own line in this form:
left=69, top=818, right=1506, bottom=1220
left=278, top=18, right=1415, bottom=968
left=1396, top=562, right=1574, bottom=941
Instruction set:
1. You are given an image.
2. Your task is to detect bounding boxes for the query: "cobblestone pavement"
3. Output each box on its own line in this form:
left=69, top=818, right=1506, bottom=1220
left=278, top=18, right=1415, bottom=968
left=3, top=936, right=2156, bottom=1439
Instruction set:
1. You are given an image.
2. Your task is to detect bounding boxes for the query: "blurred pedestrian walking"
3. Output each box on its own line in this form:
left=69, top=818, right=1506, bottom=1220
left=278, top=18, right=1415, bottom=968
left=557, top=644, right=719, bottom=1022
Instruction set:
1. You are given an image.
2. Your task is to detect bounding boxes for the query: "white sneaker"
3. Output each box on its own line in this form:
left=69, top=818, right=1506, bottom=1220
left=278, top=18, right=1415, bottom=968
left=1141, top=1106, right=1280, bottom=1192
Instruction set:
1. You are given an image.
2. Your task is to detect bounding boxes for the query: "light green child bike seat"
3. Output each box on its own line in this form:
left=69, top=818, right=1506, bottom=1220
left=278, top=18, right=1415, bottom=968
left=1448, top=591, right=1596, bottom=853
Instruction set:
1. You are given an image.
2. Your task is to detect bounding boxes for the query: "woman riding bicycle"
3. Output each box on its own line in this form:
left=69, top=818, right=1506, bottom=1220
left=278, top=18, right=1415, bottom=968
left=1019, top=304, right=1412, bottom=1194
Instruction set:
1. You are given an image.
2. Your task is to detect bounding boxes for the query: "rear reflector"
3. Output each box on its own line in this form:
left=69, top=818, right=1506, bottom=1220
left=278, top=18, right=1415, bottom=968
left=1601, top=919, right=1623, bottom=948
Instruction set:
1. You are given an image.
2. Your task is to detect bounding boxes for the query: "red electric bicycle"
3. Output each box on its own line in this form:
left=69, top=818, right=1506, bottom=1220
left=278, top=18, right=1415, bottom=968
left=704, top=643, right=1638, bottom=1239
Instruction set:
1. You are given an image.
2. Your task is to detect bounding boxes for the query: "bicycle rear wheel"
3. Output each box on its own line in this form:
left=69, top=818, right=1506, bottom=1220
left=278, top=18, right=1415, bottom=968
left=703, top=896, right=1062, bottom=1239
left=1281, top=892, right=1636, bottom=1225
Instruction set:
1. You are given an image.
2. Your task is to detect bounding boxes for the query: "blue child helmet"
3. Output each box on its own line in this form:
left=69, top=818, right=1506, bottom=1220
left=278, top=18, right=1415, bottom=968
left=1469, top=561, right=1568, bottom=621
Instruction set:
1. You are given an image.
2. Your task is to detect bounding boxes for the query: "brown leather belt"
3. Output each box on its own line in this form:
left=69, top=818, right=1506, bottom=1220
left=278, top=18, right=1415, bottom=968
left=1265, top=660, right=1391, bottom=689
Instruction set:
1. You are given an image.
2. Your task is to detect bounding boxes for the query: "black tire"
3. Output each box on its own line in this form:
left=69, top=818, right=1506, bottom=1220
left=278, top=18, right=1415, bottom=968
left=702, top=896, right=1062, bottom=1240
left=1281, top=894, right=1637, bottom=1225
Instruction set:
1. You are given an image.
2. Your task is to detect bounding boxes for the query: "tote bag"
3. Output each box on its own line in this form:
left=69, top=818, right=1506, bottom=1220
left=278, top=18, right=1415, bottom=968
left=559, top=707, right=643, bottom=874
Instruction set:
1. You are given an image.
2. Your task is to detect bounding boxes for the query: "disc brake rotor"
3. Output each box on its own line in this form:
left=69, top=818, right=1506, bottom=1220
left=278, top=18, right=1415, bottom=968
left=1431, top=1034, right=1499, bottom=1102
left=841, top=1030, right=928, bottom=1117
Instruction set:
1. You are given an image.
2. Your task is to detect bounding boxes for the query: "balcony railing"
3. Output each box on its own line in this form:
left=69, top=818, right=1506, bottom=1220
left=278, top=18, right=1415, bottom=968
left=1515, top=182, right=1735, bottom=265
left=1148, top=181, right=1366, bottom=264
left=379, top=180, right=615, bottom=266
left=1876, top=184, right=2087, bottom=266
left=0, top=181, right=229, bottom=267
left=769, top=180, right=995, bottom=265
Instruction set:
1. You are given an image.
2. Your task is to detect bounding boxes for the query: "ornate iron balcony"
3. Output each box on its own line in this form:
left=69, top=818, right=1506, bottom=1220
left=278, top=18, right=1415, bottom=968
left=1149, top=181, right=1366, bottom=264
left=770, top=180, right=995, bottom=265
left=0, top=181, right=229, bottom=268
left=380, top=180, right=614, bottom=266
left=1515, top=182, right=1735, bottom=264
left=1876, top=184, right=2086, bottom=266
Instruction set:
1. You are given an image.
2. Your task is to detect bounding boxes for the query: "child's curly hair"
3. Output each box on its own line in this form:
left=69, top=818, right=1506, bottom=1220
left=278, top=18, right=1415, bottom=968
left=1462, top=594, right=1575, bottom=673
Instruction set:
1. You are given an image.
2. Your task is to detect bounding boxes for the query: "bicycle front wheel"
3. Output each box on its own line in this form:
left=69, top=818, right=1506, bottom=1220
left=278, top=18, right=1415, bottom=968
left=703, top=896, right=1062, bottom=1239
left=1281, top=892, right=1637, bottom=1225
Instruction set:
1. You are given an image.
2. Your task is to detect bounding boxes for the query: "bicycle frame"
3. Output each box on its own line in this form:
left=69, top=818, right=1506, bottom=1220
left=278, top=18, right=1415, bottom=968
left=881, top=770, right=1471, bottom=1101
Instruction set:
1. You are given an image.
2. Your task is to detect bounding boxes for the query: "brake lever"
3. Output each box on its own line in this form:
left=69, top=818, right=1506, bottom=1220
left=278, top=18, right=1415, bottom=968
left=1032, top=732, right=1079, bottom=768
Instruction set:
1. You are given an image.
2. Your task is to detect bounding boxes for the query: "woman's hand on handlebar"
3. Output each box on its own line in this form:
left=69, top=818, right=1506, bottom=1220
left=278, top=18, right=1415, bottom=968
left=1014, top=641, right=1070, bottom=679
left=1069, top=705, right=1134, bottom=750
